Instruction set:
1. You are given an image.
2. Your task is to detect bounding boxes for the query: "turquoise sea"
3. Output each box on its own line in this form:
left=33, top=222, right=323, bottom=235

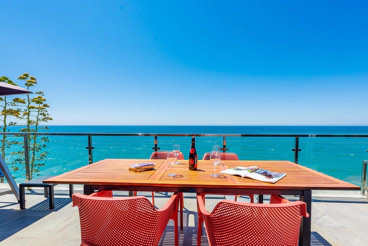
left=3, top=125, right=368, bottom=186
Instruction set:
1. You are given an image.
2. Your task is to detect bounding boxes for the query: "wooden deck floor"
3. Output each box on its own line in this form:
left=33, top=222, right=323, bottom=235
left=1, top=185, right=367, bottom=246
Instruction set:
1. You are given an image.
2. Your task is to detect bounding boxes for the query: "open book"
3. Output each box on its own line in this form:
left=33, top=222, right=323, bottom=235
left=220, top=166, right=286, bottom=183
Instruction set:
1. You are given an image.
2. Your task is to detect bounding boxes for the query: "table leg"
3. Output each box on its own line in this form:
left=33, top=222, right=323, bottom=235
left=19, top=185, right=25, bottom=209
left=258, top=194, right=263, bottom=203
left=299, top=189, right=311, bottom=246
left=49, top=186, right=55, bottom=209
left=83, top=185, right=94, bottom=195
left=69, top=184, right=74, bottom=198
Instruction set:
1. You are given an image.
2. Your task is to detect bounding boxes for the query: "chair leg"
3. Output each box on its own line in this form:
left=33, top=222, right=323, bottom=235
left=197, top=221, right=202, bottom=246
left=151, top=191, right=155, bottom=206
left=19, top=185, right=26, bottom=209
left=197, top=202, right=203, bottom=246
left=49, top=186, right=55, bottom=209
left=174, top=200, right=179, bottom=246
left=180, top=192, right=184, bottom=231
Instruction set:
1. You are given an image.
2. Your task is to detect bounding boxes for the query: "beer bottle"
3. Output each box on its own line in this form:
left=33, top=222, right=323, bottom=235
left=189, top=136, right=198, bottom=170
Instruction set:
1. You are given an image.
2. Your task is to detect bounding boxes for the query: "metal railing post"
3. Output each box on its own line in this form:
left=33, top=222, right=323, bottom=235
left=361, top=160, right=368, bottom=196
left=86, top=135, right=94, bottom=164
left=292, top=136, right=301, bottom=164
left=152, top=136, right=160, bottom=151
left=23, top=135, right=30, bottom=181
left=220, top=136, right=229, bottom=152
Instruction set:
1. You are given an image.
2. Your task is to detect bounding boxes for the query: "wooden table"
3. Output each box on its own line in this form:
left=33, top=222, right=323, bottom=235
left=44, top=159, right=359, bottom=246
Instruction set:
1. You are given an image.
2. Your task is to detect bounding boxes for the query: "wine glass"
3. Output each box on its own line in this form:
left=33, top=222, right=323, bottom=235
left=167, top=151, right=177, bottom=177
left=173, top=144, right=180, bottom=164
left=210, top=151, right=221, bottom=178
left=212, top=144, right=224, bottom=165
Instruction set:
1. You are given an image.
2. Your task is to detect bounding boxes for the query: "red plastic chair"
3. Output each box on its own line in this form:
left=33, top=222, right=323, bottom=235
left=202, top=152, right=254, bottom=203
left=72, top=190, right=179, bottom=246
left=197, top=194, right=309, bottom=246
left=202, top=152, right=239, bottom=160
left=150, top=151, right=184, bottom=160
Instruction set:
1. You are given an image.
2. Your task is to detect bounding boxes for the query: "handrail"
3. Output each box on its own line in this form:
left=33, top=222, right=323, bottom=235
left=1, top=132, right=368, bottom=137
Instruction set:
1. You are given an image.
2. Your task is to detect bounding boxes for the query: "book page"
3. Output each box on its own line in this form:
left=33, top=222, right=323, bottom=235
left=220, top=166, right=286, bottom=183
left=248, top=169, right=286, bottom=183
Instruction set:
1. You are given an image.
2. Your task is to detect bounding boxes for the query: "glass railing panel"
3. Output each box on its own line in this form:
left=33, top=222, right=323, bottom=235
left=148, top=136, right=192, bottom=158
left=92, top=136, right=223, bottom=161
left=149, top=136, right=224, bottom=160
left=37, top=135, right=88, bottom=180
left=298, top=137, right=368, bottom=186
left=91, top=136, right=193, bottom=161
left=195, top=136, right=224, bottom=159
left=92, top=136, right=152, bottom=161
left=1, top=135, right=88, bottom=183
left=1, top=134, right=25, bottom=183
left=226, top=137, right=295, bottom=161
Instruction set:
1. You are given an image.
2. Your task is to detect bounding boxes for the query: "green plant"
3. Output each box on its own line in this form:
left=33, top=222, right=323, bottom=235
left=11, top=73, right=53, bottom=180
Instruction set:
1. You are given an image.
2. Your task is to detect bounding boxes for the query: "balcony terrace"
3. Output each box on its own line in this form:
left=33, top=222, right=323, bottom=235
left=0, top=132, right=367, bottom=245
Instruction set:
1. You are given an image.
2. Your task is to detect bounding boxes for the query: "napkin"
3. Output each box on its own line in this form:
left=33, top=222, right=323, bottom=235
left=131, top=162, right=155, bottom=169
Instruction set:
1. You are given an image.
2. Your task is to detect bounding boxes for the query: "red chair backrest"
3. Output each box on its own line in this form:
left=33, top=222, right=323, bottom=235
left=73, top=193, right=178, bottom=245
left=199, top=195, right=308, bottom=246
left=202, top=152, right=239, bottom=160
left=150, top=151, right=184, bottom=160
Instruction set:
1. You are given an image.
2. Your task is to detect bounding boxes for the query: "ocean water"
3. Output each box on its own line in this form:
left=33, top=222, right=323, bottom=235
left=3, top=125, right=368, bottom=186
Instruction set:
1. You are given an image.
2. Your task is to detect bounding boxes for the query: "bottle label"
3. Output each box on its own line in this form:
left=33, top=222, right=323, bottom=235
left=189, top=156, right=197, bottom=170
left=189, top=139, right=197, bottom=170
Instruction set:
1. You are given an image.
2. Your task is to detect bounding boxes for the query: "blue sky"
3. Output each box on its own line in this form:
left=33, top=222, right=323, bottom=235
left=1, top=0, right=368, bottom=125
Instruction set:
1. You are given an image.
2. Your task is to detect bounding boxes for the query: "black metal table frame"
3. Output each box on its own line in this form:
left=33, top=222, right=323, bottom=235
left=83, top=185, right=311, bottom=246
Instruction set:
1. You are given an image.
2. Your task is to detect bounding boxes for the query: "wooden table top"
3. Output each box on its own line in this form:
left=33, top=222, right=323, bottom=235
left=44, top=159, right=359, bottom=191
